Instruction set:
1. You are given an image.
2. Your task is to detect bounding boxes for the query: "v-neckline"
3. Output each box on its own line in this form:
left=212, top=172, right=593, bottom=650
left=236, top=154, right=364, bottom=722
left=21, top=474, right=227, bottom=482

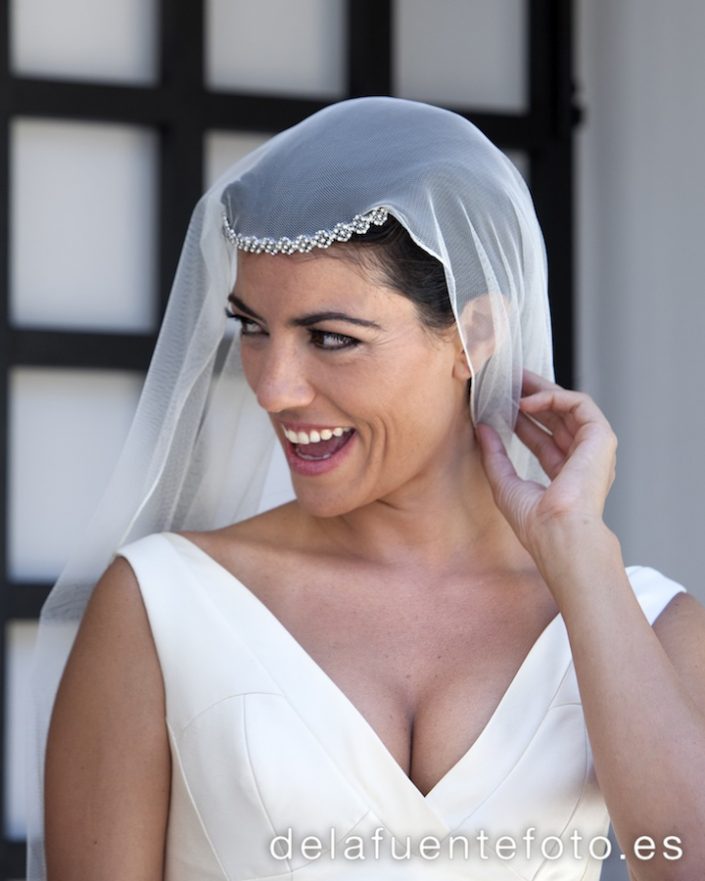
left=163, top=530, right=567, bottom=832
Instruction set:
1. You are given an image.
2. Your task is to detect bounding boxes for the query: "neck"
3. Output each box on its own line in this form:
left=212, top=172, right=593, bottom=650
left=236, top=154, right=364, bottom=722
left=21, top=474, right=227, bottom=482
left=309, top=416, right=535, bottom=577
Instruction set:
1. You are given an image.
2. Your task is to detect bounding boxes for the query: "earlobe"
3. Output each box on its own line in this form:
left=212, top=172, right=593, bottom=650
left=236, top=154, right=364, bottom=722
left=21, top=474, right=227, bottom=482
left=452, top=339, right=473, bottom=381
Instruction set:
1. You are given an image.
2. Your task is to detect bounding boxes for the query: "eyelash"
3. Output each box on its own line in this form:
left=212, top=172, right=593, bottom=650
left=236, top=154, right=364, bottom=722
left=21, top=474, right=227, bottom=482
left=224, top=307, right=361, bottom=351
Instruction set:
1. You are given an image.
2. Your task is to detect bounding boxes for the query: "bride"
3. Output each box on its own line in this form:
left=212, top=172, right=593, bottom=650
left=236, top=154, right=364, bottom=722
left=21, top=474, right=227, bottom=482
left=31, top=97, right=705, bottom=880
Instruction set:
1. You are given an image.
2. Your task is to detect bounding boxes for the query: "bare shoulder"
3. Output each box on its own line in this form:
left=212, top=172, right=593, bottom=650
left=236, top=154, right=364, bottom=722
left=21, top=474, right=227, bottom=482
left=45, top=556, right=170, bottom=880
left=54, top=554, right=164, bottom=698
left=82, top=554, right=154, bottom=638
left=652, top=590, right=705, bottom=717
left=652, top=589, right=705, bottom=643
left=66, top=553, right=166, bottom=681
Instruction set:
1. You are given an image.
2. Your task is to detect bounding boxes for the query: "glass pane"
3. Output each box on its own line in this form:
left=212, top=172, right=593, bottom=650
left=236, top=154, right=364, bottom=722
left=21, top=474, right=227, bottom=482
left=206, top=0, right=344, bottom=97
left=11, top=0, right=158, bottom=84
left=5, top=622, right=37, bottom=840
left=8, top=368, right=144, bottom=581
left=395, top=0, right=528, bottom=111
left=11, top=119, right=157, bottom=332
left=204, top=131, right=272, bottom=189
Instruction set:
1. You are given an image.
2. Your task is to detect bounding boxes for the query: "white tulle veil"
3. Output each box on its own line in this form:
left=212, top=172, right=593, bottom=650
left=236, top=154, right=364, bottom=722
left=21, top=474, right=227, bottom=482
left=25, top=96, right=554, bottom=879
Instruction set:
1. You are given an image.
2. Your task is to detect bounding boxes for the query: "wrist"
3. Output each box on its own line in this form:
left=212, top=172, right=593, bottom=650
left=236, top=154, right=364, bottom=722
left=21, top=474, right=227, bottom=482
left=528, top=515, right=622, bottom=583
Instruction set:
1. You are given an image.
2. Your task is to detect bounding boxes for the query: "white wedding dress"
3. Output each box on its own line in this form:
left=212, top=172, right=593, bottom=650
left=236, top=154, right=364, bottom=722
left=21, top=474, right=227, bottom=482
left=116, top=531, right=686, bottom=880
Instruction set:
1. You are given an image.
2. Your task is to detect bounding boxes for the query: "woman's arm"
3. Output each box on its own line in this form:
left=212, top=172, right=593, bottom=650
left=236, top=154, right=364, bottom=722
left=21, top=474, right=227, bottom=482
left=475, top=369, right=705, bottom=881
left=533, top=520, right=705, bottom=881
left=44, top=556, right=171, bottom=881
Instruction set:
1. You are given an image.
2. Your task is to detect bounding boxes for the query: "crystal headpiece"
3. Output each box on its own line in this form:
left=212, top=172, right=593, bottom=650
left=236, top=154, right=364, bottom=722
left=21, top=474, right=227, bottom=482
left=222, top=206, right=389, bottom=255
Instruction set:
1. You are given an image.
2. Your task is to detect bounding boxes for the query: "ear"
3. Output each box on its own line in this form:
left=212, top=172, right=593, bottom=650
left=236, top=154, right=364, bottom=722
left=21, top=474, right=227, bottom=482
left=452, top=293, right=497, bottom=382
left=451, top=333, right=473, bottom=381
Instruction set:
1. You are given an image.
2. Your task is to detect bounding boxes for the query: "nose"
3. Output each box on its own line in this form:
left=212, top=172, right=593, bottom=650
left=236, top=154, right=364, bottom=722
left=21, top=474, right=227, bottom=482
left=249, top=340, right=316, bottom=414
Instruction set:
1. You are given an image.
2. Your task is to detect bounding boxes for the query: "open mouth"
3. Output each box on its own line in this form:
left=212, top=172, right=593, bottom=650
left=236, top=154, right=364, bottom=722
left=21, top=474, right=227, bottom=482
left=289, top=428, right=355, bottom=461
left=280, top=426, right=357, bottom=474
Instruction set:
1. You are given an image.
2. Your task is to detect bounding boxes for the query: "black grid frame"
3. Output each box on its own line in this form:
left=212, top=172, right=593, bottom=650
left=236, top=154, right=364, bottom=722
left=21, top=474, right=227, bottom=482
left=0, top=1, right=579, bottom=875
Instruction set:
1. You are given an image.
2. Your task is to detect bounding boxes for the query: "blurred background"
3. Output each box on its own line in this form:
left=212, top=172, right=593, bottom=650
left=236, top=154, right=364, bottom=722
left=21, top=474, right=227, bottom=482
left=1, top=1, right=704, bottom=878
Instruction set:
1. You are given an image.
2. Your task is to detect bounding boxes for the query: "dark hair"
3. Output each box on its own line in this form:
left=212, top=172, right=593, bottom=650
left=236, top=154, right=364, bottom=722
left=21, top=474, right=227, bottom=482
left=336, top=215, right=455, bottom=335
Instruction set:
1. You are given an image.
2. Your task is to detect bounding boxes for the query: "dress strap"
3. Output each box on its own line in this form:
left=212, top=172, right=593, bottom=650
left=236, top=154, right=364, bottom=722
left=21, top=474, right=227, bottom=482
left=625, top=565, right=687, bottom=624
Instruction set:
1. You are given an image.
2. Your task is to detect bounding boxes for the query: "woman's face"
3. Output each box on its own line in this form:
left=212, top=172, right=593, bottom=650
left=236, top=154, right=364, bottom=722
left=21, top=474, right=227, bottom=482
left=230, top=249, right=473, bottom=517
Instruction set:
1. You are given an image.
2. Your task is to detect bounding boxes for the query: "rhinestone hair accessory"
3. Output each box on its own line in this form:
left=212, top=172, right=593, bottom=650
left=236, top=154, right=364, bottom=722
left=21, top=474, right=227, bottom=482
left=223, top=206, right=389, bottom=254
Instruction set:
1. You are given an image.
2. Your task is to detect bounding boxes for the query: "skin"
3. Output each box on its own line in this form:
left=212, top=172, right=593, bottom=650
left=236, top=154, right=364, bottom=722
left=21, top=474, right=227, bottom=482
left=44, top=249, right=705, bottom=880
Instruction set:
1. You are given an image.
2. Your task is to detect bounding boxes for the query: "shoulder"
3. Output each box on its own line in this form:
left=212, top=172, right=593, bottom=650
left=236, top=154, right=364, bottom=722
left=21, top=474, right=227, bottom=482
left=46, top=556, right=169, bottom=878
left=652, top=589, right=705, bottom=656
left=624, top=564, right=687, bottom=621
left=649, top=581, right=705, bottom=718
left=625, top=563, right=701, bottom=662
left=50, top=557, right=166, bottom=790
left=75, top=554, right=160, bottom=670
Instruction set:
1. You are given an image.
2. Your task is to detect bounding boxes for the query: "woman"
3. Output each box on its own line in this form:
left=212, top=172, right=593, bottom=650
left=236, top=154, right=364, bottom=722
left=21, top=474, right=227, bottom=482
left=29, top=97, right=705, bottom=880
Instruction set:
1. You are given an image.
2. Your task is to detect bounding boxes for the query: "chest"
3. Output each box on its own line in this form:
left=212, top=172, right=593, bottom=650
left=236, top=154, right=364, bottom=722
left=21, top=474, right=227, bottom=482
left=236, top=559, right=560, bottom=798
left=155, top=533, right=605, bottom=881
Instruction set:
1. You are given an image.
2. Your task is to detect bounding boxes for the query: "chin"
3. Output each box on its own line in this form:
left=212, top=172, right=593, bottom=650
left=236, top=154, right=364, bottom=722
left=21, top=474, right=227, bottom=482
left=292, top=475, right=370, bottom=518
left=291, top=483, right=366, bottom=520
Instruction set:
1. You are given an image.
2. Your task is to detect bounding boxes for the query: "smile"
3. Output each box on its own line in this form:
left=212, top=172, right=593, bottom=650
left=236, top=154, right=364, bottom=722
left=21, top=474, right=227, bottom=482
left=281, top=426, right=356, bottom=476
left=282, top=426, right=352, bottom=445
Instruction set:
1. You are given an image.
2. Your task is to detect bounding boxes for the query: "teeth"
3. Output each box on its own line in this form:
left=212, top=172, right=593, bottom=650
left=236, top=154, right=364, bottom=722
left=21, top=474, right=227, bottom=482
left=283, top=426, right=352, bottom=445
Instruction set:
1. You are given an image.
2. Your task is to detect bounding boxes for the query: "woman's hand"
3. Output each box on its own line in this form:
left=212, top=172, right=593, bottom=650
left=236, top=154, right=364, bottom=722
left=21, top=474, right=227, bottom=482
left=474, top=369, right=618, bottom=558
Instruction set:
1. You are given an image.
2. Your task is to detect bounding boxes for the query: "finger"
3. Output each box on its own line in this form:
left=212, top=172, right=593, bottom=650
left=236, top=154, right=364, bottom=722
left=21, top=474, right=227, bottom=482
left=475, top=423, right=545, bottom=538
left=520, top=373, right=611, bottom=441
left=475, top=423, right=524, bottom=499
left=513, top=411, right=564, bottom=480
left=560, top=422, right=618, bottom=484
left=518, top=397, right=574, bottom=453
left=521, top=368, right=561, bottom=395
left=518, top=388, right=612, bottom=438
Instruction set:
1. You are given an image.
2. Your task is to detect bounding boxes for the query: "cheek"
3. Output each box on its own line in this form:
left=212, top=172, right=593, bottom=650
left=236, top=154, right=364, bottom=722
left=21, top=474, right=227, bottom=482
left=362, top=362, right=459, bottom=452
left=238, top=341, right=266, bottom=391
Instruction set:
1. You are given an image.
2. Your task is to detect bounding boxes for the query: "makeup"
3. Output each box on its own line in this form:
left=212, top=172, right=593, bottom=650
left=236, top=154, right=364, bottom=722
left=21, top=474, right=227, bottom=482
left=282, top=428, right=357, bottom=477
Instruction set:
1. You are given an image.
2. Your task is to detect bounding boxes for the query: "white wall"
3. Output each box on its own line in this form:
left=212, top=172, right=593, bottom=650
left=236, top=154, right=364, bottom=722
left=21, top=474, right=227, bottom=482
left=577, top=0, right=705, bottom=600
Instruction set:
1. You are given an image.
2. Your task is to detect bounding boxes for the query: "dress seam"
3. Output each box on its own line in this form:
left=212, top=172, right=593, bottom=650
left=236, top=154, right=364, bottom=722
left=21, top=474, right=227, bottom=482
left=176, top=690, right=281, bottom=733
left=166, top=718, right=231, bottom=880
left=442, top=663, right=575, bottom=839
left=528, top=704, right=594, bottom=880
left=241, top=694, right=294, bottom=879
left=242, top=692, right=373, bottom=866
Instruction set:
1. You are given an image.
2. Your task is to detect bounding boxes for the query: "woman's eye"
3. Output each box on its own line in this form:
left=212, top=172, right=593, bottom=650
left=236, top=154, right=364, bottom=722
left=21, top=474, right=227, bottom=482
left=310, top=330, right=360, bottom=351
left=224, top=308, right=265, bottom=335
left=224, top=308, right=358, bottom=350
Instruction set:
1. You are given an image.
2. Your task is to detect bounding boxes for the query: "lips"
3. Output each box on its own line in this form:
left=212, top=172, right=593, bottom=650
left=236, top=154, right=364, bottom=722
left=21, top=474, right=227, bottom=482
left=281, top=427, right=357, bottom=476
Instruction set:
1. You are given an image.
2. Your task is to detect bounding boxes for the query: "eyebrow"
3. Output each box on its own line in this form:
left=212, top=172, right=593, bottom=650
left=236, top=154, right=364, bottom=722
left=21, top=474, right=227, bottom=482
left=228, top=294, right=384, bottom=331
